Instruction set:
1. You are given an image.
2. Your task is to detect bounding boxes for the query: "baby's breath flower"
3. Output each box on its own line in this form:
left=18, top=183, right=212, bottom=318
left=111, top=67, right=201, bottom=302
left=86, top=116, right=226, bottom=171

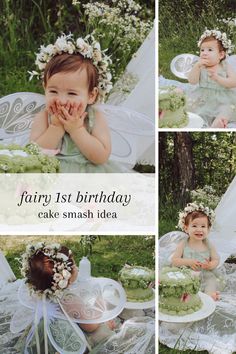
left=198, top=28, right=234, bottom=54
left=30, top=33, right=113, bottom=102
left=20, top=242, right=74, bottom=299
left=177, top=202, right=215, bottom=231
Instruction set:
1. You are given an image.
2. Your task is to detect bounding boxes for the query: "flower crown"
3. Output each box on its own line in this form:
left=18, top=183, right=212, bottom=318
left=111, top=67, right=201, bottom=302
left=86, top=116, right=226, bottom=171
left=21, top=242, right=73, bottom=298
left=29, top=33, right=113, bottom=102
left=178, top=202, right=215, bottom=231
left=197, top=29, right=234, bottom=54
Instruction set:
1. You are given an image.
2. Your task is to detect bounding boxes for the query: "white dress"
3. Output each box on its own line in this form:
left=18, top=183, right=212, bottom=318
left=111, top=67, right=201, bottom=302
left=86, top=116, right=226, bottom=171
left=159, top=176, right=236, bottom=354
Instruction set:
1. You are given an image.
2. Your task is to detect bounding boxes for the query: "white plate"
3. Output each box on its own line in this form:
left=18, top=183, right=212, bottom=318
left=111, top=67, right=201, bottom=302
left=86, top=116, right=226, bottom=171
left=159, top=292, right=216, bottom=323
left=186, top=112, right=205, bottom=128
left=125, top=289, right=155, bottom=310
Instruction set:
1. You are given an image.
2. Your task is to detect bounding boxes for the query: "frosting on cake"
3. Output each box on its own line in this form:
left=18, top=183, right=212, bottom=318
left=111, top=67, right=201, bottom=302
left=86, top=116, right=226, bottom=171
left=119, top=265, right=155, bottom=302
left=159, top=267, right=202, bottom=315
left=0, top=143, right=60, bottom=173
left=159, top=86, right=188, bottom=128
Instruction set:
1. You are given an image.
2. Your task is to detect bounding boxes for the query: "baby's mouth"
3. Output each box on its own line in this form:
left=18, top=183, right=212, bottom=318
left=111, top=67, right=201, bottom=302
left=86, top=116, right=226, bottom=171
left=195, top=233, right=203, bottom=238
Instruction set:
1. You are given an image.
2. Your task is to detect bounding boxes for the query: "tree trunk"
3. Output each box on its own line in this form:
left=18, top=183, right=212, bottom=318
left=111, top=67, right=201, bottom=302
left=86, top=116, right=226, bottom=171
left=174, top=132, right=195, bottom=204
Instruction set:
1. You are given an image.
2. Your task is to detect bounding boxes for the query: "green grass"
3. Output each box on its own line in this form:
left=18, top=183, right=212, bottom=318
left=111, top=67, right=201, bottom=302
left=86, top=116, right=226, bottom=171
left=159, top=343, right=208, bottom=353
left=1, top=235, right=155, bottom=279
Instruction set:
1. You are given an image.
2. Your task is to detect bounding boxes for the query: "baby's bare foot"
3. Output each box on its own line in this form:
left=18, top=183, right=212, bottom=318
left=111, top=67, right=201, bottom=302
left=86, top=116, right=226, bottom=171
left=210, top=291, right=220, bottom=301
left=107, top=320, right=116, bottom=330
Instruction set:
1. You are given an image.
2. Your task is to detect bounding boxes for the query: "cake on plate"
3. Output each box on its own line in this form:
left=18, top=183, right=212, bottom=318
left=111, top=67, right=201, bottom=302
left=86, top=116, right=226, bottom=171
left=159, top=266, right=202, bottom=316
left=0, top=143, right=60, bottom=173
left=159, top=86, right=188, bottom=128
left=119, top=264, right=155, bottom=302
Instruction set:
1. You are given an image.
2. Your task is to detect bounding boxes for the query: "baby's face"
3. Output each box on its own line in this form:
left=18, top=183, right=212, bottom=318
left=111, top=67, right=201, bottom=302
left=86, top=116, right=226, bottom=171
left=45, top=68, right=97, bottom=113
left=184, top=216, right=209, bottom=241
left=200, top=39, right=225, bottom=66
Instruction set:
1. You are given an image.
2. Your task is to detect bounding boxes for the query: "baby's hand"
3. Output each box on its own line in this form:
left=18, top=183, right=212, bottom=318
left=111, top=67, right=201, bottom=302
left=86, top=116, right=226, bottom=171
left=188, top=259, right=202, bottom=270
left=207, top=67, right=218, bottom=81
left=59, top=102, right=88, bottom=134
left=198, top=58, right=209, bottom=67
left=48, top=100, right=65, bottom=129
left=201, top=259, right=213, bottom=270
left=211, top=117, right=228, bottom=128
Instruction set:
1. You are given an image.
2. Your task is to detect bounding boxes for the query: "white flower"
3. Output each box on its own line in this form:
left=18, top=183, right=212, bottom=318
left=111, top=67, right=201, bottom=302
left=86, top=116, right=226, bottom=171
left=53, top=273, right=63, bottom=282
left=197, top=29, right=234, bottom=54
left=56, top=253, right=68, bottom=261
left=58, top=279, right=68, bottom=289
left=62, top=269, right=71, bottom=280
left=31, top=33, right=113, bottom=102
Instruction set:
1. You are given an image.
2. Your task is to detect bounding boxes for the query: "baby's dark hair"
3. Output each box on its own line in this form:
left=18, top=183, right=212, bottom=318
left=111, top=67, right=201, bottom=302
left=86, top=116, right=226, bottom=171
left=185, top=211, right=211, bottom=228
left=27, top=246, right=74, bottom=291
left=43, top=53, right=99, bottom=93
left=201, top=36, right=226, bottom=61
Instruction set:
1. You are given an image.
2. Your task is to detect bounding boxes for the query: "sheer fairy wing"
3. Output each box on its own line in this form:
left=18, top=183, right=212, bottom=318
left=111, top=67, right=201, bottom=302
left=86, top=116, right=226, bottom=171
left=60, top=278, right=126, bottom=324
left=226, top=54, right=236, bottom=71
left=96, top=104, right=155, bottom=166
left=47, top=317, right=87, bottom=354
left=0, top=92, right=45, bottom=145
left=159, top=231, right=188, bottom=268
left=170, top=54, right=199, bottom=80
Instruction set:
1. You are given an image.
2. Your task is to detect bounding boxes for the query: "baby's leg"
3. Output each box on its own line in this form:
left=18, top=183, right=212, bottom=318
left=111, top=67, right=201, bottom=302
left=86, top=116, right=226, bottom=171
left=204, top=275, right=220, bottom=301
left=211, top=116, right=228, bottom=128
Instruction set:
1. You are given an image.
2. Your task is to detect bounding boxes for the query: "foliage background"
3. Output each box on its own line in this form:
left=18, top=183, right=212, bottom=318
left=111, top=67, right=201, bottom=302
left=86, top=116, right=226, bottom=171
left=159, top=0, right=236, bottom=79
left=0, top=0, right=154, bottom=97
left=1, top=235, right=155, bottom=279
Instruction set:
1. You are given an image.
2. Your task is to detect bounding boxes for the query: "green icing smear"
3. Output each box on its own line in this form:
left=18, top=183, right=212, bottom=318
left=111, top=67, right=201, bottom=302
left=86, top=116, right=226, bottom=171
left=159, top=110, right=188, bottom=128
left=119, top=265, right=155, bottom=302
left=124, top=287, right=154, bottom=302
left=159, top=86, right=186, bottom=111
left=0, top=143, right=60, bottom=173
left=159, top=266, right=203, bottom=315
left=159, top=266, right=201, bottom=297
left=159, top=86, right=188, bottom=128
left=119, top=265, right=155, bottom=289
left=159, top=294, right=202, bottom=315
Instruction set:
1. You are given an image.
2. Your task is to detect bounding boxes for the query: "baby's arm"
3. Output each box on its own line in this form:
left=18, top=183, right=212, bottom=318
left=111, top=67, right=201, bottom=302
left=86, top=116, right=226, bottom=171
left=201, top=242, right=220, bottom=270
left=66, top=109, right=111, bottom=165
left=171, top=240, right=201, bottom=270
left=187, top=59, right=208, bottom=84
left=208, top=63, right=236, bottom=88
left=30, top=110, right=64, bottom=149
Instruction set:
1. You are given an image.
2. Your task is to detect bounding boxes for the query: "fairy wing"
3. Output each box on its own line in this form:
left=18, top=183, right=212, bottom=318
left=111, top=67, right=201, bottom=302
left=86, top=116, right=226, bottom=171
left=0, top=92, right=45, bottom=145
left=159, top=231, right=188, bottom=268
left=96, top=104, right=155, bottom=166
left=170, top=54, right=199, bottom=80
left=47, top=317, right=87, bottom=354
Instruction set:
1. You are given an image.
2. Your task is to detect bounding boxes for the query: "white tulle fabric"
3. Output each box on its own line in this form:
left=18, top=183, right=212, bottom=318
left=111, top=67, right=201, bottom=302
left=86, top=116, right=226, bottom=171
left=159, top=177, right=236, bottom=353
left=90, top=317, right=155, bottom=354
left=0, top=280, right=88, bottom=354
left=0, top=251, right=16, bottom=287
left=0, top=278, right=155, bottom=354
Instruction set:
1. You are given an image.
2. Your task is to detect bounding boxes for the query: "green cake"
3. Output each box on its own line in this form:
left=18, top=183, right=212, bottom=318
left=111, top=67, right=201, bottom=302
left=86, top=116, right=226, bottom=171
left=159, top=267, right=202, bottom=316
left=119, top=265, right=155, bottom=302
left=159, top=86, right=188, bottom=128
left=0, top=143, right=60, bottom=173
